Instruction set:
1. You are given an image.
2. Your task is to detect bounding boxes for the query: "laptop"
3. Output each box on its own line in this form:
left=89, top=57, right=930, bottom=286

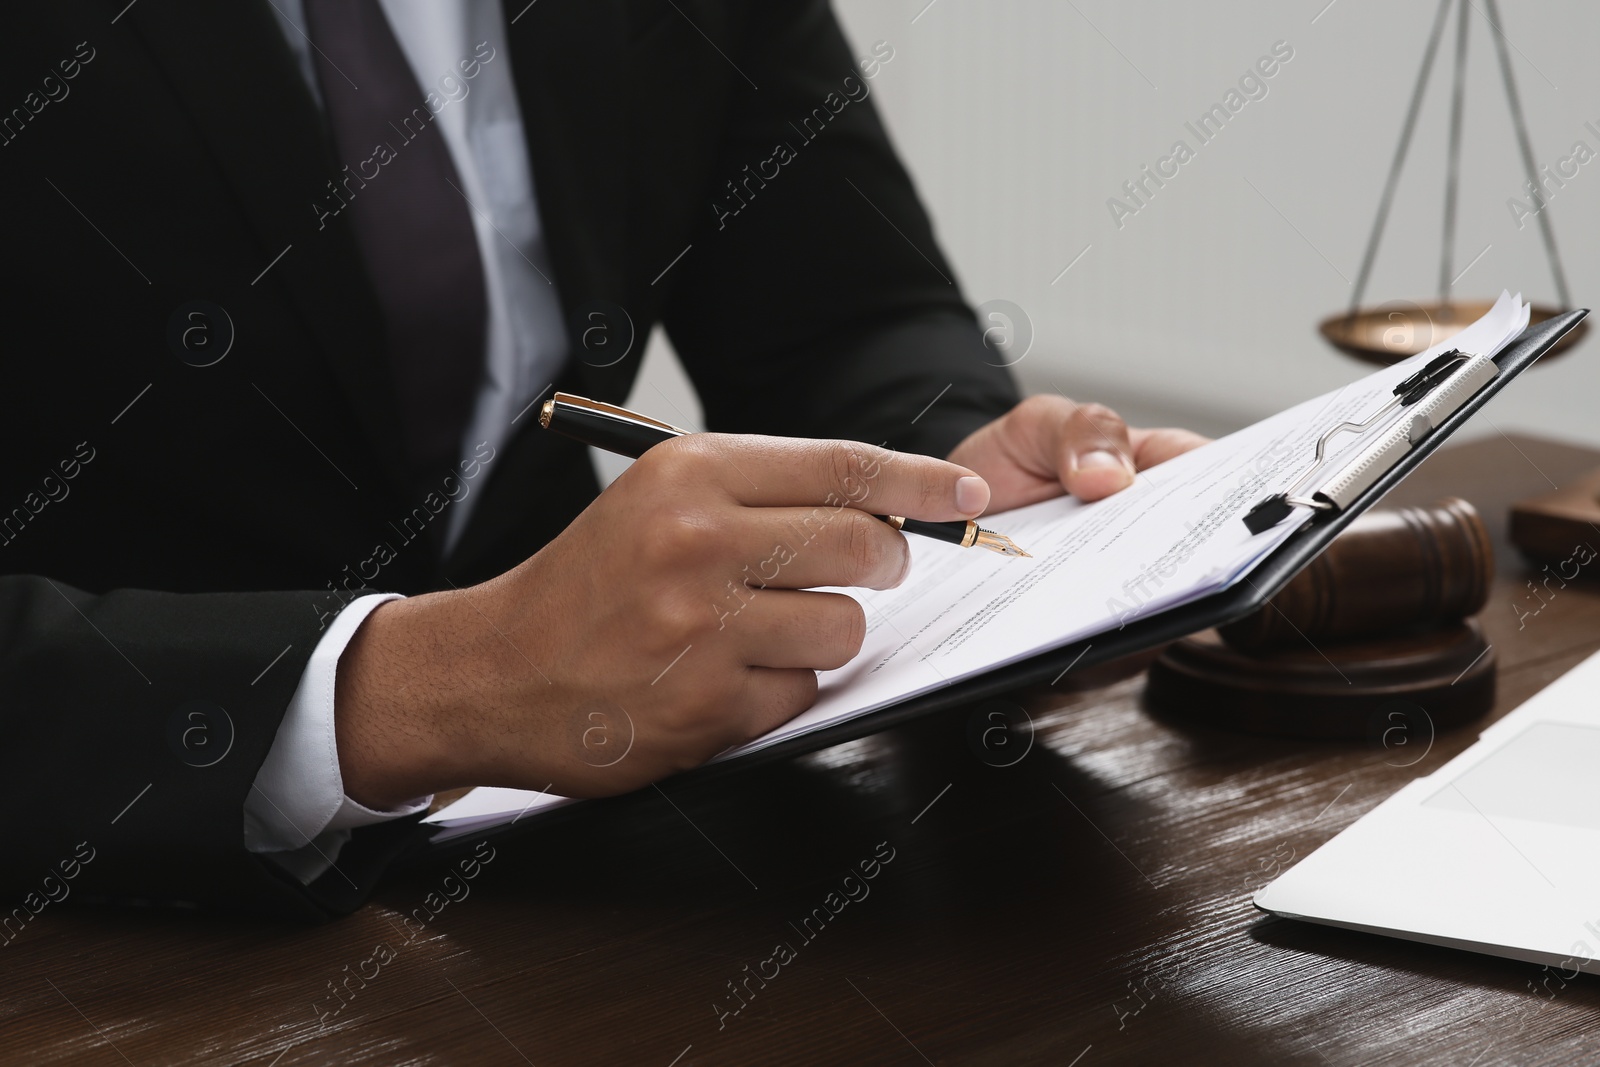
left=1256, top=646, right=1600, bottom=973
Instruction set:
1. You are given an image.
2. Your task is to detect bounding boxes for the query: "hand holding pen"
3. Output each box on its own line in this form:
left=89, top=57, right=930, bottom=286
left=339, top=428, right=1010, bottom=806
left=540, top=393, right=1031, bottom=557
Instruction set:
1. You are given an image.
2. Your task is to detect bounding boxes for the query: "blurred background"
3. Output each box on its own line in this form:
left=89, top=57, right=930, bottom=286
left=600, top=0, right=1599, bottom=482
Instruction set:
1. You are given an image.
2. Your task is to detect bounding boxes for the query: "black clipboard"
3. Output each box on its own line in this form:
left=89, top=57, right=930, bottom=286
left=413, top=309, right=1587, bottom=856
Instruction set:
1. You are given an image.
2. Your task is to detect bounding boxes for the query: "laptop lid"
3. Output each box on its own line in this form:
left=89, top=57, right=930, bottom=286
left=1255, top=649, right=1600, bottom=973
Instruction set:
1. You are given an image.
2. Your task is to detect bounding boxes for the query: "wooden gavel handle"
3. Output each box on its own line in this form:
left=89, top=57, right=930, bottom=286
left=1218, top=497, right=1493, bottom=652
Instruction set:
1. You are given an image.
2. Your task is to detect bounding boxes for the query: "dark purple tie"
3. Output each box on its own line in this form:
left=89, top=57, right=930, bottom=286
left=303, top=0, right=486, bottom=485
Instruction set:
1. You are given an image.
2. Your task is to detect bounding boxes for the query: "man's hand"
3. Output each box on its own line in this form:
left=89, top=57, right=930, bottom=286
left=946, top=394, right=1210, bottom=513
left=334, top=436, right=993, bottom=808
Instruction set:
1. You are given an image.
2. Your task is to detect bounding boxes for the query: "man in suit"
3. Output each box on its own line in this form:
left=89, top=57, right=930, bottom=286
left=0, top=0, right=1202, bottom=921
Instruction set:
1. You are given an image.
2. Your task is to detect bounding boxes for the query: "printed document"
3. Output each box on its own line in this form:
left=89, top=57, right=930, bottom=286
left=426, top=293, right=1531, bottom=838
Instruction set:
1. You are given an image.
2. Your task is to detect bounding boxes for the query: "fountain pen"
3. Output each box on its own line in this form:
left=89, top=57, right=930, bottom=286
left=538, top=392, right=1031, bottom=558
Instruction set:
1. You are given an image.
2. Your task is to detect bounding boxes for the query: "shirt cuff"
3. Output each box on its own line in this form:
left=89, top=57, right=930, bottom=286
left=244, top=592, right=433, bottom=858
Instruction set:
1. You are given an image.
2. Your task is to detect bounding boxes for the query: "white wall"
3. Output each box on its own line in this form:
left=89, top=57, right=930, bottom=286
left=609, top=0, right=1599, bottom=489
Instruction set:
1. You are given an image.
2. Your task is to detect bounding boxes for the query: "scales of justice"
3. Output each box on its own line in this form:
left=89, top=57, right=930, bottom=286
left=1143, top=0, right=1594, bottom=739
left=1314, top=0, right=1593, bottom=557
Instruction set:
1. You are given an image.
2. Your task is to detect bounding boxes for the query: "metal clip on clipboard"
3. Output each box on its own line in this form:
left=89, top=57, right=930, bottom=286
left=1241, top=349, right=1499, bottom=535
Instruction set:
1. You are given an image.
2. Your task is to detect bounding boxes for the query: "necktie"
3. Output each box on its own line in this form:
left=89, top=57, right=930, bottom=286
left=303, top=0, right=486, bottom=486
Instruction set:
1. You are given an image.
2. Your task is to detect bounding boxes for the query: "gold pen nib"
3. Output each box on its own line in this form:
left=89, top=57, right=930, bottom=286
left=974, top=528, right=1031, bottom=558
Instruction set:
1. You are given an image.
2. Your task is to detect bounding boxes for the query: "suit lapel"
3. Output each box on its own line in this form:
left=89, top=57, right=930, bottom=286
left=126, top=0, right=646, bottom=578
left=502, top=0, right=634, bottom=405
left=436, top=0, right=639, bottom=578
left=121, top=0, right=414, bottom=501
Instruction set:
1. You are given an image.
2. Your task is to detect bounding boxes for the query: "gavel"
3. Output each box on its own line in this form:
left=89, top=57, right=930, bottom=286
left=1218, top=497, right=1493, bottom=651
left=1147, top=497, right=1497, bottom=739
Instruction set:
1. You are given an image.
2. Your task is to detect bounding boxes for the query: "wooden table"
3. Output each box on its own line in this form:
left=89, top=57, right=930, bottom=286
left=6, top=434, right=1600, bottom=1067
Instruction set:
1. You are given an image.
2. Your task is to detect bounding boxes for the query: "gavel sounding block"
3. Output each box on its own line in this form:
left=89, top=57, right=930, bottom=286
left=1144, top=498, right=1497, bottom=739
left=1510, top=465, right=1600, bottom=566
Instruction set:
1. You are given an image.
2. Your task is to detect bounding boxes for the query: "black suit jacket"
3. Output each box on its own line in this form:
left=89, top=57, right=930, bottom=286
left=0, top=0, right=1018, bottom=919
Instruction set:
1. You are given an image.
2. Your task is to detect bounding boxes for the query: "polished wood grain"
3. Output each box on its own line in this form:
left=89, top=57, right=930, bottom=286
left=5, top=434, right=1600, bottom=1067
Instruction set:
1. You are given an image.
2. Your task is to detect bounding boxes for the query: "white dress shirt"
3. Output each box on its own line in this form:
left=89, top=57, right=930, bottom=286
left=245, top=0, right=568, bottom=879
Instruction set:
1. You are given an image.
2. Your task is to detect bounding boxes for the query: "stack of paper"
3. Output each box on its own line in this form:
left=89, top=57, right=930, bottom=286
left=424, top=293, right=1531, bottom=841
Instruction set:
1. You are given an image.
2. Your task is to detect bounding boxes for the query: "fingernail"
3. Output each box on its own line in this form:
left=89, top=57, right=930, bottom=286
left=893, top=539, right=913, bottom=586
left=955, top=475, right=989, bottom=516
left=1075, top=450, right=1131, bottom=475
